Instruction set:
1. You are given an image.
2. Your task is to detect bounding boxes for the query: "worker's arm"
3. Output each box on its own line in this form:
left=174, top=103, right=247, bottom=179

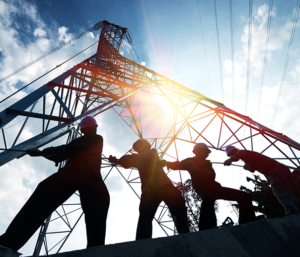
left=224, top=150, right=244, bottom=166
left=165, top=159, right=191, bottom=171
left=109, top=154, right=139, bottom=169
left=42, top=135, right=103, bottom=160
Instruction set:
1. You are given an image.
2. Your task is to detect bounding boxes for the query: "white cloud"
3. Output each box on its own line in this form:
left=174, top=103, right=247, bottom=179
left=34, top=27, right=46, bottom=37
left=58, top=26, right=73, bottom=42
left=140, top=61, right=146, bottom=66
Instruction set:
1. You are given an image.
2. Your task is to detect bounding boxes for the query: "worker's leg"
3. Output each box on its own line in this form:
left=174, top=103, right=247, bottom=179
left=159, top=184, right=189, bottom=234
left=213, top=186, right=256, bottom=224
left=194, top=186, right=217, bottom=230
left=270, top=167, right=300, bottom=215
left=198, top=195, right=217, bottom=230
left=136, top=190, right=161, bottom=240
left=0, top=171, right=80, bottom=251
left=79, top=178, right=110, bottom=248
left=0, top=167, right=96, bottom=251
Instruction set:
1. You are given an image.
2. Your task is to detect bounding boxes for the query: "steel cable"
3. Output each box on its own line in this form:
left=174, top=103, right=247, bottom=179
left=245, top=0, right=253, bottom=115
left=213, top=0, right=224, bottom=103
left=256, top=0, right=273, bottom=121
left=0, top=27, right=95, bottom=84
left=229, top=0, right=235, bottom=109
left=196, top=0, right=212, bottom=97
left=271, top=0, right=300, bottom=128
left=0, top=41, right=99, bottom=105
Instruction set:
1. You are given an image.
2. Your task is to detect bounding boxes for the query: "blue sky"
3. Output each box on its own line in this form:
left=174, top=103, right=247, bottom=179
left=1, top=0, right=300, bottom=255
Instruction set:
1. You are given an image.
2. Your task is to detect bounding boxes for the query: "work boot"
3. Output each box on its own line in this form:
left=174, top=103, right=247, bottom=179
left=0, top=245, right=22, bottom=257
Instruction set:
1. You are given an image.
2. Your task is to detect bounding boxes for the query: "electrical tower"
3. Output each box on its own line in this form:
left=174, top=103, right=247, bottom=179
left=1, top=20, right=300, bottom=255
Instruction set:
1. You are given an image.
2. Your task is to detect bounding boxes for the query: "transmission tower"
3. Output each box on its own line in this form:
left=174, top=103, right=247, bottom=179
left=1, top=20, right=300, bottom=255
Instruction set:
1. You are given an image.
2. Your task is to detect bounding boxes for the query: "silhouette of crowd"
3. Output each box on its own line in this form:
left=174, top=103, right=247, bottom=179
left=1, top=116, right=299, bottom=256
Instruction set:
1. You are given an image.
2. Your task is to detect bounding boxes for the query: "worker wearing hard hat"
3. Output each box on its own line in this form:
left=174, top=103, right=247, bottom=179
left=162, top=143, right=256, bottom=230
left=109, top=139, right=189, bottom=239
left=224, top=145, right=300, bottom=215
left=0, top=116, right=110, bottom=255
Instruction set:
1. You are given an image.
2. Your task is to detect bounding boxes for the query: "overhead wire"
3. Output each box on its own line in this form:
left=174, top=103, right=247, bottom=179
left=0, top=27, right=95, bottom=84
left=271, top=0, right=300, bottom=128
left=256, top=0, right=273, bottom=121
left=0, top=41, right=99, bottom=105
left=196, top=0, right=212, bottom=98
left=213, top=0, right=224, bottom=103
left=229, top=0, right=235, bottom=109
left=245, top=0, right=253, bottom=116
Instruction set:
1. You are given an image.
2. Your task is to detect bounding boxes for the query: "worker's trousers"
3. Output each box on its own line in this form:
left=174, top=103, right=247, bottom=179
left=269, top=166, right=300, bottom=215
left=136, top=184, right=189, bottom=240
left=196, top=184, right=256, bottom=230
left=0, top=166, right=110, bottom=251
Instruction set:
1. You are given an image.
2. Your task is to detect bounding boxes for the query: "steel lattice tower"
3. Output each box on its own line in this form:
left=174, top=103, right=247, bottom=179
left=1, top=21, right=300, bottom=255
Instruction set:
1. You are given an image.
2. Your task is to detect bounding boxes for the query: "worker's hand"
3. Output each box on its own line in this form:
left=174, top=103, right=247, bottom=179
left=160, top=160, right=167, bottom=167
left=108, top=155, right=118, bottom=163
left=41, top=147, right=55, bottom=158
left=224, top=159, right=232, bottom=166
left=261, top=180, right=270, bottom=186
left=243, top=164, right=255, bottom=173
left=26, top=149, right=42, bottom=157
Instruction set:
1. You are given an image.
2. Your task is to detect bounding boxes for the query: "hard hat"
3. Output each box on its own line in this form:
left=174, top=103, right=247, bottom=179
left=133, top=139, right=150, bottom=151
left=193, top=143, right=211, bottom=153
left=80, top=116, right=98, bottom=130
left=225, top=145, right=238, bottom=156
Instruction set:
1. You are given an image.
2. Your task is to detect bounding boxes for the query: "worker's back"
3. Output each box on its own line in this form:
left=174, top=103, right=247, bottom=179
left=136, top=149, right=172, bottom=192
left=60, top=134, right=104, bottom=178
left=235, top=150, right=285, bottom=177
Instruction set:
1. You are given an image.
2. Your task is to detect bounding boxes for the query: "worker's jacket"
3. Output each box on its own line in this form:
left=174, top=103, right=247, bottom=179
left=228, top=150, right=286, bottom=179
left=117, top=149, right=173, bottom=193
left=167, top=158, right=221, bottom=192
left=43, top=134, right=103, bottom=179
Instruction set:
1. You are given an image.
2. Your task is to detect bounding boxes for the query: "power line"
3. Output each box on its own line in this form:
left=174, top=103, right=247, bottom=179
left=271, top=0, right=300, bottom=128
left=213, top=0, right=224, bottom=103
left=0, top=41, right=99, bottom=105
left=196, top=0, right=212, bottom=97
left=256, top=0, right=273, bottom=121
left=245, top=0, right=253, bottom=115
left=229, top=0, right=235, bottom=109
left=0, top=26, right=97, bottom=84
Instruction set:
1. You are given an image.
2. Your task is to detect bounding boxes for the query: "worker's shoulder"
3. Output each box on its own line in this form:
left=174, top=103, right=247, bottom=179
left=93, top=134, right=103, bottom=141
left=71, top=134, right=103, bottom=143
left=146, top=148, right=159, bottom=155
left=181, top=157, right=194, bottom=163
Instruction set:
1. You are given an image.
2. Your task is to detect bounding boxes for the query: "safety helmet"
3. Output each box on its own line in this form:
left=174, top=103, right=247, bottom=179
left=80, top=116, right=98, bottom=130
left=133, top=139, right=151, bottom=152
left=193, top=143, right=211, bottom=153
left=225, top=145, right=238, bottom=156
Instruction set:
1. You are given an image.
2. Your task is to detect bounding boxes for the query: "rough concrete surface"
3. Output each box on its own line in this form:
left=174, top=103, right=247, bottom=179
left=28, top=214, right=300, bottom=257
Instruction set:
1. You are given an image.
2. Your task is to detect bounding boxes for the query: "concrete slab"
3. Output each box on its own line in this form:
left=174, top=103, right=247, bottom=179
left=27, top=214, right=300, bottom=257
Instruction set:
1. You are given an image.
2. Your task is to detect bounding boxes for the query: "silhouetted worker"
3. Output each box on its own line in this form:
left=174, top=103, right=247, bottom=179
left=0, top=116, right=109, bottom=255
left=224, top=145, right=300, bottom=215
left=162, top=143, right=256, bottom=230
left=109, top=139, right=189, bottom=239
left=292, top=167, right=300, bottom=191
